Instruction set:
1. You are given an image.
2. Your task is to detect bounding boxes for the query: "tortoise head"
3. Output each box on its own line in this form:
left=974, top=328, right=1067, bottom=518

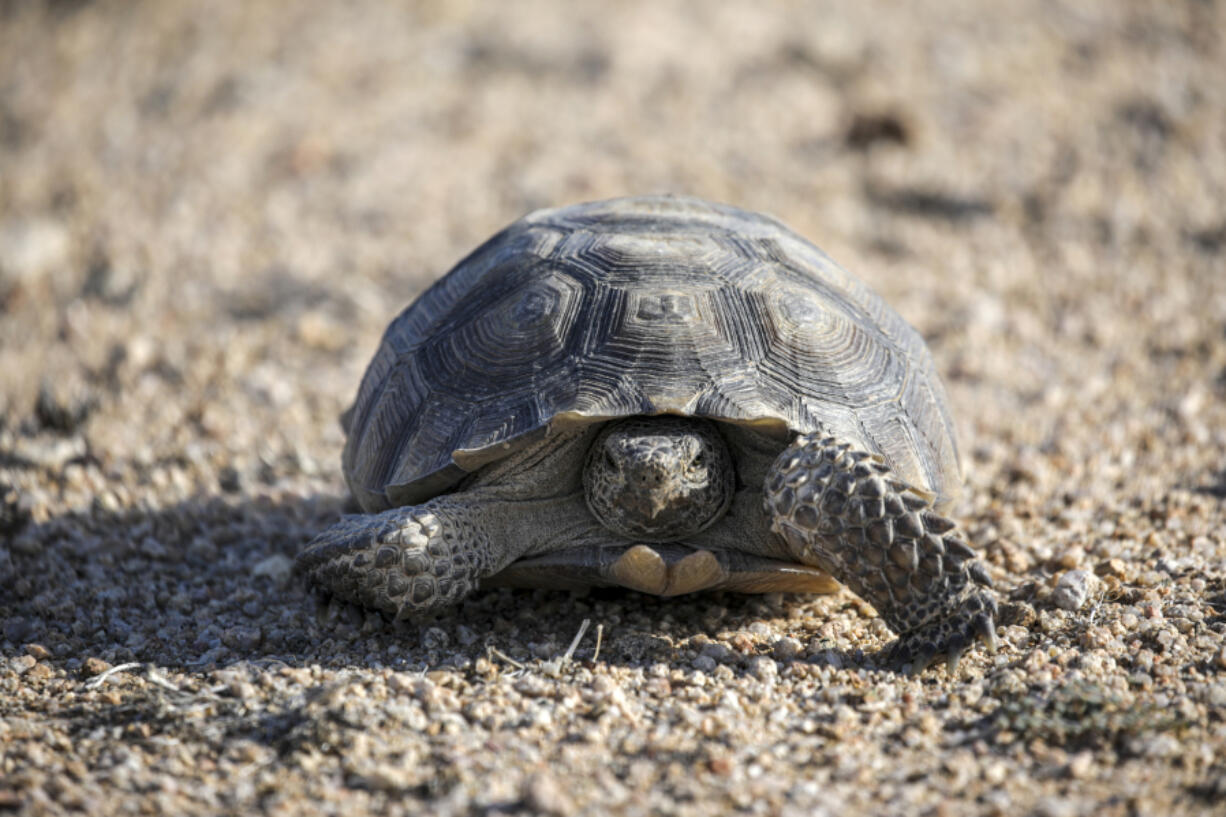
left=583, top=416, right=734, bottom=542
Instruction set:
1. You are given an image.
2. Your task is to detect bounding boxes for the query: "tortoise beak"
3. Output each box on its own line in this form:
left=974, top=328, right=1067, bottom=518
left=644, top=495, right=671, bottom=520
left=624, top=484, right=673, bottom=520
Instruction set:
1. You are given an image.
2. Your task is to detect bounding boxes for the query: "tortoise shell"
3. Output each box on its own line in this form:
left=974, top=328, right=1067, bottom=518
left=342, top=195, right=961, bottom=513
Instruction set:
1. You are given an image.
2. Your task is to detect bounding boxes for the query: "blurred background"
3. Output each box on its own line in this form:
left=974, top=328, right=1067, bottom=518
left=0, top=0, right=1223, bottom=545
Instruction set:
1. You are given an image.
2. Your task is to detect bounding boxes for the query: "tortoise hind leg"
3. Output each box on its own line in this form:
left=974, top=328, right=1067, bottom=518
left=297, top=498, right=494, bottom=618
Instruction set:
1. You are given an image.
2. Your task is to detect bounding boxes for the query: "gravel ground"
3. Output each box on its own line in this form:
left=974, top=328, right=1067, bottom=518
left=2, top=1, right=1225, bottom=815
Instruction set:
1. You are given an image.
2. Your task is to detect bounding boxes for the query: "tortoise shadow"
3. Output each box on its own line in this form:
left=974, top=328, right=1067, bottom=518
left=0, top=490, right=877, bottom=676
left=1192, top=468, right=1226, bottom=499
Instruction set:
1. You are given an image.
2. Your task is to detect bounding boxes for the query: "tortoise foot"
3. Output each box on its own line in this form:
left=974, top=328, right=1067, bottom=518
left=886, top=589, right=999, bottom=675
left=297, top=501, right=491, bottom=618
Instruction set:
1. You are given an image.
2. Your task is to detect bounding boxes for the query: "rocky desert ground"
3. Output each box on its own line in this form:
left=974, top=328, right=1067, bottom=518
left=2, top=1, right=1225, bottom=815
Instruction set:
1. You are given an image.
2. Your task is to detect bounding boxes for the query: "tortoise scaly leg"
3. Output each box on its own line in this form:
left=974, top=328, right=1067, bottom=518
left=296, top=498, right=496, bottom=618
left=764, top=433, right=998, bottom=674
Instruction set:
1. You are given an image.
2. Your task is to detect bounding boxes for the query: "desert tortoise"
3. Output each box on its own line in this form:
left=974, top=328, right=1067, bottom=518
left=298, top=195, right=998, bottom=673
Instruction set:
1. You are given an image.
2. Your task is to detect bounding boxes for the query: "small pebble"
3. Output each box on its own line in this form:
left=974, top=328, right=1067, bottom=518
left=220, top=626, right=262, bottom=651
left=10, top=654, right=37, bottom=674
left=1067, top=751, right=1094, bottom=779
left=772, top=636, right=803, bottom=660
left=523, top=771, right=574, bottom=816
left=363, top=763, right=417, bottom=792
left=1051, top=570, right=1096, bottom=611
left=35, top=378, right=96, bottom=433
left=0, top=217, right=69, bottom=285
left=1056, top=546, right=1085, bottom=569
left=25, top=662, right=54, bottom=681
left=1037, top=796, right=1078, bottom=817
left=1095, top=559, right=1128, bottom=579
left=252, top=554, right=294, bottom=585
left=645, top=677, right=671, bottom=697
left=748, top=656, right=778, bottom=683
left=421, top=627, right=450, bottom=650
left=218, top=466, right=243, bottom=492
left=388, top=673, right=415, bottom=694
left=999, top=602, right=1037, bottom=628
left=24, top=643, right=51, bottom=660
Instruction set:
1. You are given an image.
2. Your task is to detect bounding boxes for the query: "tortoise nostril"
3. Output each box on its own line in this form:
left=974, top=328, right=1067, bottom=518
left=635, top=470, right=663, bottom=486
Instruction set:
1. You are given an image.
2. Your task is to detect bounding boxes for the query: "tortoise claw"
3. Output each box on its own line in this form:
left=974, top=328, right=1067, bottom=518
left=906, top=647, right=939, bottom=677
left=975, top=612, right=999, bottom=653
left=946, top=645, right=966, bottom=676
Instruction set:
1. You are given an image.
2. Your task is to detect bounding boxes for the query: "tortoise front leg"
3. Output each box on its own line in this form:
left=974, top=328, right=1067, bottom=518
left=763, top=432, right=999, bottom=674
left=297, top=498, right=498, bottom=617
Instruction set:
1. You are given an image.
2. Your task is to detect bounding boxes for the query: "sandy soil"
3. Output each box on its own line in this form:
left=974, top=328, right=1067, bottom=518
left=2, top=1, right=1225, bottom=814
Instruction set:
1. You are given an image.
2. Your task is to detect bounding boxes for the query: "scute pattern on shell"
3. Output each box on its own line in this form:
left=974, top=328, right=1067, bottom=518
left=343, top=196, right=960, bottom=512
